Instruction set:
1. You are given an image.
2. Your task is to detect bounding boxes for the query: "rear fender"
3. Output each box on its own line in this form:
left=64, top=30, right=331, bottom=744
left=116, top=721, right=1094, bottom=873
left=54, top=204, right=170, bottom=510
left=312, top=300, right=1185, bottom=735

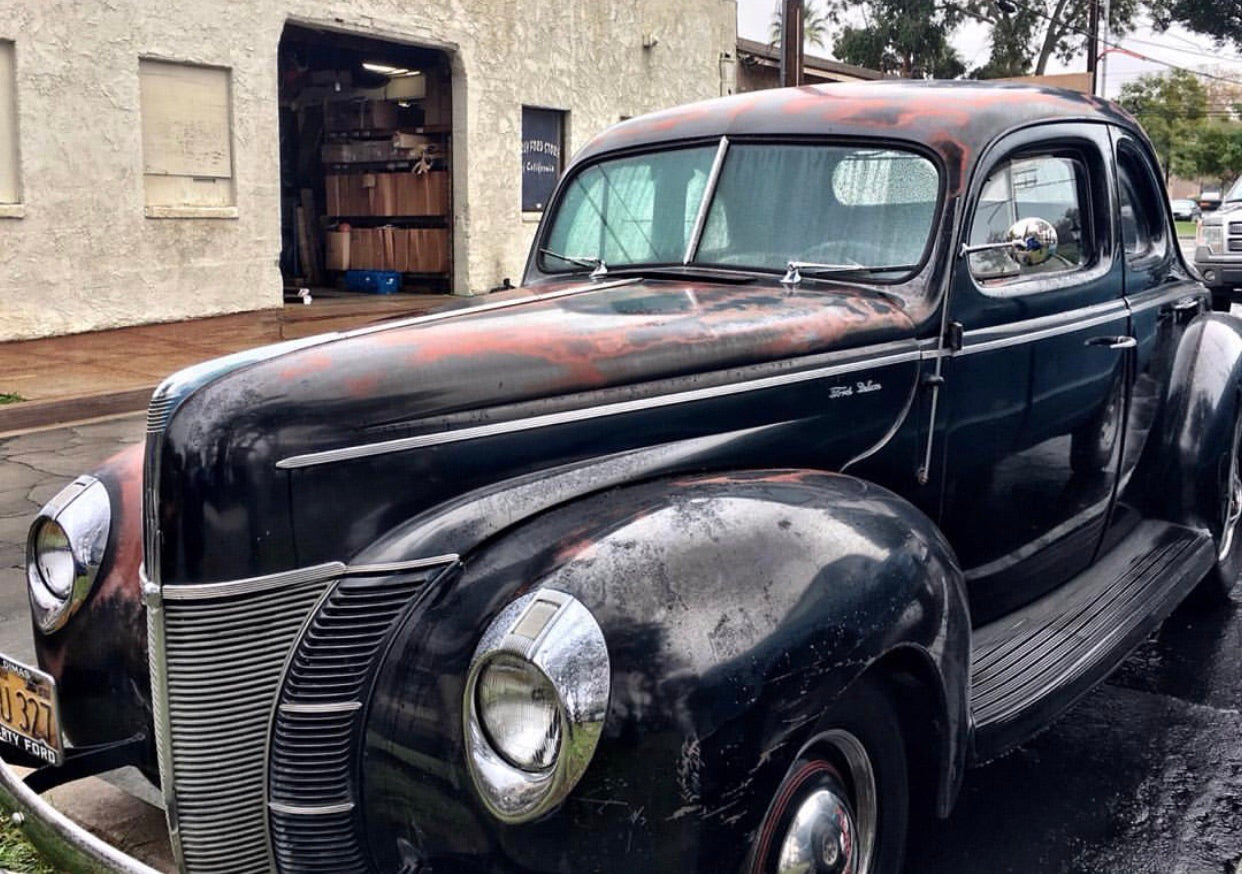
left=1142, top=313, right=1242, bottom=535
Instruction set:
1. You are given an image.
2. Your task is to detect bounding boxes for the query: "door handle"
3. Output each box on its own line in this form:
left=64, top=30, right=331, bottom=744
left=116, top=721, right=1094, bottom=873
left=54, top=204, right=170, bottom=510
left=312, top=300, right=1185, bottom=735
left=1085, top=335, right=1137, bottom=349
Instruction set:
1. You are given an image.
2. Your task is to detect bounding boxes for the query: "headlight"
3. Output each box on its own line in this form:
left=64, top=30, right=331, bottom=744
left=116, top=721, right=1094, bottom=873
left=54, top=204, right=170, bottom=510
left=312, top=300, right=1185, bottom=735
left=464, top=589, right=609, bottom=823
left=476, top=653, right=562, bottom=771
left=1202, top=222, right=1224, bottom=254
left=26, top=476, right=111, bottom=633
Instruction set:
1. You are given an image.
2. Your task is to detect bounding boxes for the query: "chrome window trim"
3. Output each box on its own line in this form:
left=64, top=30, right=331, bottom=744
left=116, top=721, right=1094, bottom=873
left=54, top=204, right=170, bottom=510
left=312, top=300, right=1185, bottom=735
left=276, top=342, right=924, bottom=470
left=683, top=136, right=729, bottom=264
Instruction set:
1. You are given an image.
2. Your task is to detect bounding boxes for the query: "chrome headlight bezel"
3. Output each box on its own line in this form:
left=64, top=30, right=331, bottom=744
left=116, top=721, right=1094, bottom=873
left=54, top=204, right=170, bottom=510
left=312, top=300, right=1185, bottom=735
left=463, top=589, right=610, bottom=824
left=26, top=476, right=111, bottom=634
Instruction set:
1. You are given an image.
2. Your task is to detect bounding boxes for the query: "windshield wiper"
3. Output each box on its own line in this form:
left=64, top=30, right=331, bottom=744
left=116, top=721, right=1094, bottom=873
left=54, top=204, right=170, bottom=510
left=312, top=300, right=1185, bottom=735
left=539, top=249, right=608, bottom=279
left=605, top=264, right=758, bottom=284
left=780, top=261, right=917, bottom=285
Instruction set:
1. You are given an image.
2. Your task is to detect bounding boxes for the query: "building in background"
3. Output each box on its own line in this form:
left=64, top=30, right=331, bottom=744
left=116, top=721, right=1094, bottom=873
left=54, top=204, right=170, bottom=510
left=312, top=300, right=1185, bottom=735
left=735, top=37, right=881, bottom=92
left=0, top=1, right=737, bottom=341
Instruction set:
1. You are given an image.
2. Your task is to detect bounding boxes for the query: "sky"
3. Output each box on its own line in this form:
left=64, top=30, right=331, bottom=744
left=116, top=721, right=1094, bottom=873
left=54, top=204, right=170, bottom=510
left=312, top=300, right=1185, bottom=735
left=735, top=0, right=1242, bottom=100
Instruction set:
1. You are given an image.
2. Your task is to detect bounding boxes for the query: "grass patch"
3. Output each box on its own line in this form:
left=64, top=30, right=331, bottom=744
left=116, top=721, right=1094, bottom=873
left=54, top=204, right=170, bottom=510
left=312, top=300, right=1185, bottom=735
left=1175, top=220, right=1198, bottom=238
left=0, top=819, right=60, bottom=873
left=0, top=392, right=24, bottom=405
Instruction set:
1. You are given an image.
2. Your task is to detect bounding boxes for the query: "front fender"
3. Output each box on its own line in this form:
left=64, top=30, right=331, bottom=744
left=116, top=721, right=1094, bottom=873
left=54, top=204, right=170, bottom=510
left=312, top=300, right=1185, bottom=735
left=361, top=469, right=968, bottom=874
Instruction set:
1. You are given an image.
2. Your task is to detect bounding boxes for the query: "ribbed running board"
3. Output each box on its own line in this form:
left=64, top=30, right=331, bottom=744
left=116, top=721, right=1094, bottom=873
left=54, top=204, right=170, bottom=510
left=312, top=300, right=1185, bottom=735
left=969, top=520, right=1214, bottom=762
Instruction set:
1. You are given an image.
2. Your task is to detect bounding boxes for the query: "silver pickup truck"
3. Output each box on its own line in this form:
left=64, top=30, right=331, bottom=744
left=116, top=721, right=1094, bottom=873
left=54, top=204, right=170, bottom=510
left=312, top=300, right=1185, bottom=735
left=1195, top=177, right=1242, bottom=310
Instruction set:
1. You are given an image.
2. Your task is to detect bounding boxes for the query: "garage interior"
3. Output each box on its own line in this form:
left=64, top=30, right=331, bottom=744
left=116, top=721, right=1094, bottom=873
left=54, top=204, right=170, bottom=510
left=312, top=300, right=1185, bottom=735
left=277, top=24, right=453, bottom=303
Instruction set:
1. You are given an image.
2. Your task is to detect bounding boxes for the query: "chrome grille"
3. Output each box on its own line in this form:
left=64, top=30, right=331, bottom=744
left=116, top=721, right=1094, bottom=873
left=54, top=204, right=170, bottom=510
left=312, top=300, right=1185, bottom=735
left=153, top=575, right=338, bottom=873
left=269, top=570, right=442, bottom=874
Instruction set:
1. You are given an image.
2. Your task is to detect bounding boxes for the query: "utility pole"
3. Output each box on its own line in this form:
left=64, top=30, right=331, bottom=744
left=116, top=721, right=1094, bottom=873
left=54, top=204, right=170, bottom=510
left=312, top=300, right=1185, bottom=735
left=1099, top=0, right=1111, bottom=98
left=780, top=0, right=805, bottom=87
left=1086, top=0, right=1099, bottom=94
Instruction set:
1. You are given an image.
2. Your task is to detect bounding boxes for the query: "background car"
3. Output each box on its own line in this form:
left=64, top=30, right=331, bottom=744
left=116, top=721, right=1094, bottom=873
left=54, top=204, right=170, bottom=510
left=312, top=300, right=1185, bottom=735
left=1171, top=197, right=1201, bottom=221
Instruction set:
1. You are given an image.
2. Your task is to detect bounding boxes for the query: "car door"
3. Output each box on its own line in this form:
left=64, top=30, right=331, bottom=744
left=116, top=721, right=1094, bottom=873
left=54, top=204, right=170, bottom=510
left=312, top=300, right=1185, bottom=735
left=933, top=122, right=1132, bottom=624
left=1101, top=127, right=1204, bottom=550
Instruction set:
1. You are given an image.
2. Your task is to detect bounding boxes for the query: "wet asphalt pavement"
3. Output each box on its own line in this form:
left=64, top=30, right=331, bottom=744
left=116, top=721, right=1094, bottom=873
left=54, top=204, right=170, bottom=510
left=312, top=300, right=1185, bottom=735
left=1, top=412, right=1241, bottom=873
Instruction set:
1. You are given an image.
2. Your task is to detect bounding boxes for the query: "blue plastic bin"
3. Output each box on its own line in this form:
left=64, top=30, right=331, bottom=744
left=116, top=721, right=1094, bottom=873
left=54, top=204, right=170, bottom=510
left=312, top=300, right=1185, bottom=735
left=344, top=270, right=402, bottom=294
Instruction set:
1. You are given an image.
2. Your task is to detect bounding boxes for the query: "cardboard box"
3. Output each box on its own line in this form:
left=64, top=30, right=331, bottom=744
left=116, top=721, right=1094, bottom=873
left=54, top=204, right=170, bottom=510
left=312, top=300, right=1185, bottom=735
left=324, top=230, right=350, bottom=271
left=395, top=171, right=449, bottom=216
left=406, top=228, right=449, bottom=273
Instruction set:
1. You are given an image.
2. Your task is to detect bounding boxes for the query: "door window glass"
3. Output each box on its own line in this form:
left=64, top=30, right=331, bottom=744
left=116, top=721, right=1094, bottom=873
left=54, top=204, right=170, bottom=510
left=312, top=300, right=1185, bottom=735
left=968, top=155, right=1088, bottom=284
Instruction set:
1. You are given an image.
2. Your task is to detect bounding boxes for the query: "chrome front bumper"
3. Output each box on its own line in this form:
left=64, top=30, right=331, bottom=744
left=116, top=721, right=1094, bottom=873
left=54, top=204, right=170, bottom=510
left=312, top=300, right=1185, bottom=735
left=0, top=752, right=163, bottom=874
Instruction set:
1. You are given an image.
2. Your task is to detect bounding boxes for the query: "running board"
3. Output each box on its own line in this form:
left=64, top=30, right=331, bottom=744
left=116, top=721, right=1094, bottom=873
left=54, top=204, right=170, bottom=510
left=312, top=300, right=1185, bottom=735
left=969, top=520, right=1214, bottom=762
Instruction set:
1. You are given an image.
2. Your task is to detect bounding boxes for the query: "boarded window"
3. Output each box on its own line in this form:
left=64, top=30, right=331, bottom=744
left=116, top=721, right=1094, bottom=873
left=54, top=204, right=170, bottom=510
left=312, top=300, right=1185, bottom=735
left=139, top=60, right=234, bottom=209
left=0, top=41, right=18, bottom=204
left=522, top=107, right=565, bottom=212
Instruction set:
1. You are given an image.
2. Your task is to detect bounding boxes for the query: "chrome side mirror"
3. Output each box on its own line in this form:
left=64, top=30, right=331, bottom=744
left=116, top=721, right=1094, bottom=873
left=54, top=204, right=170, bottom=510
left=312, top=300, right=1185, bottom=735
left=960, top=217, right=1059, bottom=267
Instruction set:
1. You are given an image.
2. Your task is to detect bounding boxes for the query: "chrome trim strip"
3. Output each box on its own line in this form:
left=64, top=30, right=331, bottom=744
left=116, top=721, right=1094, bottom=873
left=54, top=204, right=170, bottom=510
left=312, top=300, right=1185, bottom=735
left=143, top=573, right=186, bottom=872
left=160, top=562, right=347, bottom=601
left=268, top=801, right=356, bottom=816
left=278, top=701, right=362, bottom=715
left=1126, top=285, right=1200, bottom=316
left=345, top=555, right=459, bottom=575
left=344, top=278, right=641, bottom=339
left=956, top=305, right=1128, bottom=357
left=683, top=136, right=729, bottom=264
left=276, top=345, right=923, bottom=469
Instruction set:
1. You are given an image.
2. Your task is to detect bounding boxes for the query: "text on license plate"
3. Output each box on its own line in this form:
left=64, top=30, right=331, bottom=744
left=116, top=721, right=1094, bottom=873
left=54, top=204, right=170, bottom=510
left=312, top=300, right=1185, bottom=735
left=0, top=654, right=62, bottom=766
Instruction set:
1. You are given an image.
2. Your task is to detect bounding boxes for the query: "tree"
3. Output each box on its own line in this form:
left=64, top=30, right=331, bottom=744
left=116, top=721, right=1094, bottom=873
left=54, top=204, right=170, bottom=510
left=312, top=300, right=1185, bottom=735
left=824, top=0, right=966, bottom=78
left=769, top=0, right=833, bottom=50
left=1117, top=69, right=1209, bottom=182
left=1181, top=122, right=1242, bottom=187
left=950, top=0, right=1142, bottom=78
left=1151, top=0, right=1242, bottom=53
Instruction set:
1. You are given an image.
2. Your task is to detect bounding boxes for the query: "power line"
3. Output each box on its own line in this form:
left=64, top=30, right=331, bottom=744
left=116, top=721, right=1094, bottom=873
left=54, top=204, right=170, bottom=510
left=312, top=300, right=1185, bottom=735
left=963, top=0, right=1242, bottom=89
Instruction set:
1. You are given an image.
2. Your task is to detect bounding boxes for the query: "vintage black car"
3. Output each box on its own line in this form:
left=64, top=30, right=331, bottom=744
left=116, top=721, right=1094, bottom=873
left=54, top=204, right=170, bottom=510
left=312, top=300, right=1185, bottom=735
left=7, top=81, right=1241, bottom=874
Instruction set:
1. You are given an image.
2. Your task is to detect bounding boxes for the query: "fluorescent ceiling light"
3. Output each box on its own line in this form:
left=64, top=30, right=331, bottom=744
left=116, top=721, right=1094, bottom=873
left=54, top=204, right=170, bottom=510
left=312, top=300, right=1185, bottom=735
left=362, top=62, right=422, bottom=77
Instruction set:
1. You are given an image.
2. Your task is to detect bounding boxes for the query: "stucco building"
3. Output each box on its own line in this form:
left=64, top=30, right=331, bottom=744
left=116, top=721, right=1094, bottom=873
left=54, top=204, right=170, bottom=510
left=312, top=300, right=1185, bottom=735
left=0, top=1, right=738, bottom=341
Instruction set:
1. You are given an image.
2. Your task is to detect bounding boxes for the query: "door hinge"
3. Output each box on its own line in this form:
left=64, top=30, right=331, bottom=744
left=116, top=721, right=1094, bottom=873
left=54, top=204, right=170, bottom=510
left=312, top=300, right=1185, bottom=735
left=946, top=321, right=964, bottom=353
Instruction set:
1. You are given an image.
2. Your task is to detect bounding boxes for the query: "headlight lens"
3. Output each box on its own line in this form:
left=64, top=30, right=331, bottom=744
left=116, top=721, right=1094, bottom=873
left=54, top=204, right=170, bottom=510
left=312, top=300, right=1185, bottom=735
left=32, top=519, right=75, bottom=598
left=476, top=653, right=562, bottom=771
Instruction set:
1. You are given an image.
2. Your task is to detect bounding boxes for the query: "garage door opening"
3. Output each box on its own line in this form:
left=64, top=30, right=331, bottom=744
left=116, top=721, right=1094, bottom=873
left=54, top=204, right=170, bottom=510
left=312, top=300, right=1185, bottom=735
left=277, top=23, right=453, bottom=306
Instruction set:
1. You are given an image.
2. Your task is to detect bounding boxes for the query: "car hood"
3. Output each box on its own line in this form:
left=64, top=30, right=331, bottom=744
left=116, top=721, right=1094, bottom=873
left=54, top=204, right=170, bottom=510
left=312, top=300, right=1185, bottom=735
left=154, top=277, right=921, bottom=581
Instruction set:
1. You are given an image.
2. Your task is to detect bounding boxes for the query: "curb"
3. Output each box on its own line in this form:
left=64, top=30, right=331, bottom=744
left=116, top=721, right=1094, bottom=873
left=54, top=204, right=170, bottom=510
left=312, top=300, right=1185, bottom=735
left=0, top=387, right=154, bottom=436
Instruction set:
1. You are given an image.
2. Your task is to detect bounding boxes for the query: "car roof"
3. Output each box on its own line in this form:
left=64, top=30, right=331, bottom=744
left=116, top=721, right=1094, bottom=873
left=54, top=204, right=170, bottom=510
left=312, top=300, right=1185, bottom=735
left=574, top=80, right=1140, bottom=197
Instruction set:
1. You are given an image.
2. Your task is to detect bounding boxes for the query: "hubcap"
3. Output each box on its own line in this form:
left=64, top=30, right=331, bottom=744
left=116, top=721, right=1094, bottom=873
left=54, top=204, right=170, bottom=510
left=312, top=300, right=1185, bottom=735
left=774, top=731, right=877, bottom=874
left=775, top=785, right=856, bottom=874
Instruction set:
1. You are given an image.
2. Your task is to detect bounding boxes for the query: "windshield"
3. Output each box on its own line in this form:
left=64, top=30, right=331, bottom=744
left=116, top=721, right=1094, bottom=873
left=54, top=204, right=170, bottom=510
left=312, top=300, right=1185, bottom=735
left=540, top=141, right=941, bottom=283
left=1227, top=178, right=1242, bottom=203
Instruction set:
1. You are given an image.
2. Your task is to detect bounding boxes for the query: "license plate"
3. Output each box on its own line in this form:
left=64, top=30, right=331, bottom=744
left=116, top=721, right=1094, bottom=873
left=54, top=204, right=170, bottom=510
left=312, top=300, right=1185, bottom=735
left=0, top=654, right=62, bottom=766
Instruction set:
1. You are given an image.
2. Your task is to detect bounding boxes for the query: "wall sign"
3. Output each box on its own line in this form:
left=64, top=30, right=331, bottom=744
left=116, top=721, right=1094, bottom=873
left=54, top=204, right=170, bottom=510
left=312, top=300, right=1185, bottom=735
left=522, top=107, right=564, bottom=212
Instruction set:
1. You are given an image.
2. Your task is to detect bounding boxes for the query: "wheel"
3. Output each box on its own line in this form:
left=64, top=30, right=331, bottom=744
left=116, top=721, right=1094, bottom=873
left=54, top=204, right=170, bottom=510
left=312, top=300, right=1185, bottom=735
left=749, top=681, right=908, bottom=874
left=1195, top=408, right=1242, bottom=604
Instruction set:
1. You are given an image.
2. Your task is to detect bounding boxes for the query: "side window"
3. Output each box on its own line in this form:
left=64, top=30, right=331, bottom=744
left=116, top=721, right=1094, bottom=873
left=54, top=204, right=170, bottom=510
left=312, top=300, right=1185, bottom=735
left=969, top=154, right=1089, bottom=285
left=1116, top=144, right=1166, bottom=261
